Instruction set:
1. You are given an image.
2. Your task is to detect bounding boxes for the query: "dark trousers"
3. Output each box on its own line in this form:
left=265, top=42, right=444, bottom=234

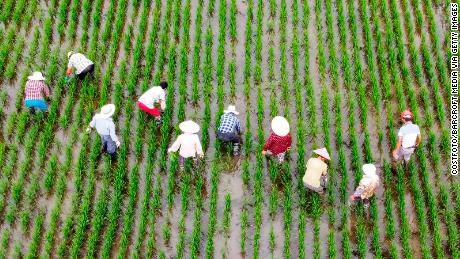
left=101, top=135, right=117, bottom=156
left=77, top=64, right=95, bottom=79
left=217, top=131, right=241, bottom=144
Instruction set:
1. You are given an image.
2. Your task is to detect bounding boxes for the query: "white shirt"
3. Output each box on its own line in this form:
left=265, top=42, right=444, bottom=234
left=138, top=86, right=166, bottom=109
left=168, top=133, right=204, bottom=158
left=68, top=53, right=94, bottom=74
left=398, top=122, right=420, bottom=148
left=89, top=116, right=119, bottom=142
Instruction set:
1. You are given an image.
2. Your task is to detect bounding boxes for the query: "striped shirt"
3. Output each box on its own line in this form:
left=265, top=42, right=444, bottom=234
left=68, top=53, right=93, bottom=74
left=24, top=80, right=50, bottom=101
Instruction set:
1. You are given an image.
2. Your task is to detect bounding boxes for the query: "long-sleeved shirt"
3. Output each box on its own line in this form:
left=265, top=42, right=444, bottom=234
left=138, top=86, right=166, bottom=109
left=263, top=133, right=292, bottom=155
left=354, top=176, right=379, bottom=199
left=89, top=116, right=119, bottom=142
left=168, top=133, right=204, bottom=158
left=218, top=113, right=241, bottom=134
left=24, top=80, right=50, bottom=101
left=68, top=53, right=93, bottom=74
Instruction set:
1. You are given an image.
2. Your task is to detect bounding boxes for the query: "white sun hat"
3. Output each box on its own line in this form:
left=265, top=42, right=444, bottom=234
left=179, top=120, right=200, bottom=134
left=67, top=51, right=74, bottom=58
left=271, top=116, right=290, bottom=137
left=224, top=105, right=239, bottom=115
left=313, top=147, right=331, bottom=160
left=96, top=104, right=116, bottom=119
left=362, top=163, right=377, bottom=177
left=28, top=71, right=46, bottom=81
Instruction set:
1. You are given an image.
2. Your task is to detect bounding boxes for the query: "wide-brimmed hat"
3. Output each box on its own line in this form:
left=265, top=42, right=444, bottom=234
left=362, top=164, right=377, bottom=177
left=96, top=104, right=116, bottom=119
left=179, top=120, right=200, bottom=134
left=67, top=51, right=74, bottom=58
left=313, top=147, right=330, bottom=160
left=28, top=71, right=46, bottom=81
left=271, top=116, right=290, bottom=136
left=224, top=105, right=239, bottom=115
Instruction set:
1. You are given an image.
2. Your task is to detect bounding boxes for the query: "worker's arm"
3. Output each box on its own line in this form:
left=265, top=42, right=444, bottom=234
left=262, top=135, right=273, bottom=154
left=160, top=100, right=166, bottom=110
left=286, top=134, right=292, bottom=151
left=42, top=83, right=50, bottom=97
left=392, top=137, right=402, bottom=159
left=66, top=67, right=73, bottom=76
left=108, top=122, right=119, bottom=144
left=195, top=136, right=204, bottom=158
left=87, top=117, right=96, bottom=132
left=416, top=134, right=421, bottom=146
left=236, top=119, right=241, bottom=134
left=168, top=135, right=182, bottom=153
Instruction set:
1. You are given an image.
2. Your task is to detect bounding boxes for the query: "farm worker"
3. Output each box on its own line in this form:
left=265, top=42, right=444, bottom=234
left=392, top=110, right=421, bottom=163
left=168, top=120, right=204, bottom=170
left=302, top=148, right=330, bottom=193
left=137, top=81, right=168, bottom=122
left=66, top=51, right=95, bottom=80
left=217, top=105, right=242, bottom=156
left=262, top=116, right=292, bottom=163
left=86, top=104, right=120, bottom=159
left=24, top=71, right=50, bottom=112
left=349, top=164, right=380, bottom=208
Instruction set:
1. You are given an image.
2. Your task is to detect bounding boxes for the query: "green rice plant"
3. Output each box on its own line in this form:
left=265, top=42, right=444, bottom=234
left=222, top=194, right=231, bottom=235
left=0, top=0, right=15, bottom=22
left=56, top=0, right=71, bottom=37
left=25, top=210, right=44, bottom=259
left=421, top=0, right=449, bottom=95
left=439, top=184, right=459, bottom=258
left=240, top=203, right=249, bottom=254
left=190, top=1, right=204, bottom=104
left=190, top=175, right=204, bottom=258
left=116, top=165, right=140, bottom=258
left=0, top=229, right=10, bottom=258
left=144, top=174, right=162, bottom=258
left=79, top=0, right=95, bottom=47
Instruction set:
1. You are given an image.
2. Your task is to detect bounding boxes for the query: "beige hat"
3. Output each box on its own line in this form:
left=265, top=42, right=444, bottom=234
left=313, top=147, right=330, bottom=160
left=224, top=105, right=239, bottom=115
left=362, top=164, right=377, bottom=177
left=67, top=51, right=74, bottom=58
left=271, top=116, right=290, bottom=136
left=96, top=104, right=116, bottom=119
left=28, top=71, right=46, bottom=81
left=179, top=120, right=200, bottom=134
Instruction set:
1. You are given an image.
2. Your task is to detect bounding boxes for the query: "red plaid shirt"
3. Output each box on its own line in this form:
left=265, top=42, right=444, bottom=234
left=263, top=132, right=292, bottom=155
left=24, top=80, right=50, bottom=101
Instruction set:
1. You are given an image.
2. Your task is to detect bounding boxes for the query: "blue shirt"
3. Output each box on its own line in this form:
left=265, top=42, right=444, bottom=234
left=218, top=113, right=241, bottom=134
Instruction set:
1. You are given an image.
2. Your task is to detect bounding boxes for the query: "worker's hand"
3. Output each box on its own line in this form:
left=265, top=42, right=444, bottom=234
left=392, top=149, right=398, bottom=160
left=262, top=150, right=267, bottom=156
left=116, top=141, right=121, bottom=148
left=64, top=76, right=71, bottom=82
left=199, top=154, right=204, bottom=159
left=349, top=195, right=356, bottom=201
left=287, top=147, right=291, bottom=151
left=86, top=127, right=91, bottom=133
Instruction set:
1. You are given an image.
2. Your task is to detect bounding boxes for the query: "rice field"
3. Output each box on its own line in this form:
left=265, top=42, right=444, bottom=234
left=0, top=0, right=458, bottom=258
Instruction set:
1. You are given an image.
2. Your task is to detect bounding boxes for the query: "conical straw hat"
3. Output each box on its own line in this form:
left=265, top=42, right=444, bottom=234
left=271, top=116, right=290, bottom=136
left=179, top=120, right=200, bottom=134
left=313, top=147, right=330, bottom=160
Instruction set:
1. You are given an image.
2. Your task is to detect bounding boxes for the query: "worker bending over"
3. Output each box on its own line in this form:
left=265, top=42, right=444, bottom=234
left=262, top=116, right=292, bottom=164
left=349, top=164, right=380, bottom=208
left=138, top=81, right=168, bottom=123
left=168, top=120, right=204, bottom=170
left=303, top=148, right=330, bottom=193
left=217, top=105, right=242, bottom=156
